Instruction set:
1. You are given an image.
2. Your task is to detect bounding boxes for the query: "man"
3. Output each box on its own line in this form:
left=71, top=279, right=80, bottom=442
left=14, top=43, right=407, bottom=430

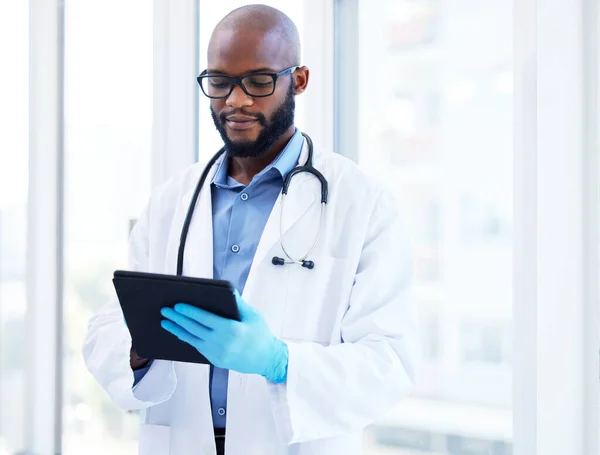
left=83, top=5, right=419, bottom=455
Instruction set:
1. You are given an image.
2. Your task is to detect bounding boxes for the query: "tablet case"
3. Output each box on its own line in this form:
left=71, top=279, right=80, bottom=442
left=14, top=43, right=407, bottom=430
left=113, top=270, right=240, bottom=364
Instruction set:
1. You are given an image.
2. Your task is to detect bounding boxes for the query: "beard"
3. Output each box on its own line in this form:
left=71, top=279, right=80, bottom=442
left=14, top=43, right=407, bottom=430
left=210, top=82, right=295, bottom=158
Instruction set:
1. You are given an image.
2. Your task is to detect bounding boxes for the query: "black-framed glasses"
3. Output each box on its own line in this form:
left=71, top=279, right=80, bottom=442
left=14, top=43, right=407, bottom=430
left=197, top=66, right=299, bottom=99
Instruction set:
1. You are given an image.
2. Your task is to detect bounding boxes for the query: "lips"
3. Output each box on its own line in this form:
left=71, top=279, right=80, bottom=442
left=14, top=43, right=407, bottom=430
left=225, top=115, right=259, bottom=131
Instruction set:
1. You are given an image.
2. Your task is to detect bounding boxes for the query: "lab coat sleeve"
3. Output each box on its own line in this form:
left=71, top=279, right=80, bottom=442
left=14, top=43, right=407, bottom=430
left=269, top=188, right=421, bottom=444
left=82, top=203, right=177, bottom=411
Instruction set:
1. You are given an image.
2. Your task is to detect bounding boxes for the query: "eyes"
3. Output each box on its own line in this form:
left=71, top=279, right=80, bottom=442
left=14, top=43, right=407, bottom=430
left=205, top=74, right=276, bottom=97
left=198, top=66, right=297, bottom=99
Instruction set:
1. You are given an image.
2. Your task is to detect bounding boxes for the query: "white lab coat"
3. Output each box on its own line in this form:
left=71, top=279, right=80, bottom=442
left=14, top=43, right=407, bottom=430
left=83, top=140, right=420, bottom=455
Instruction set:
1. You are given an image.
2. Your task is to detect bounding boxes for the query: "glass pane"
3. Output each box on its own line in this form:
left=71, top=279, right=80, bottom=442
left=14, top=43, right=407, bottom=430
left=63, top=2, right=152, bottom=453
left=198, top=1, right=305, bottom=161
left=354, top=1, right=514, bottom=454
left=0, top=1, right=29, bottom=453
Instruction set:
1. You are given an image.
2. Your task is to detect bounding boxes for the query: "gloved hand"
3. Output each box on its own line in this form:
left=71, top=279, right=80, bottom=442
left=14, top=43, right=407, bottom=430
left=160, top=290, right=288, bottom=383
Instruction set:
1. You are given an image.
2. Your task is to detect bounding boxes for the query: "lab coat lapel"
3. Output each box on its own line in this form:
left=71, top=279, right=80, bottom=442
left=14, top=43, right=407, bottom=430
left=179, top=159, right=222, bottom=279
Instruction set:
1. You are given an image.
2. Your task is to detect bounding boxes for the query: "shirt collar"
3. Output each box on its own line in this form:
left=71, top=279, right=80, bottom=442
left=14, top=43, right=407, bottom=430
left=212, top=128, right=303, bottom=189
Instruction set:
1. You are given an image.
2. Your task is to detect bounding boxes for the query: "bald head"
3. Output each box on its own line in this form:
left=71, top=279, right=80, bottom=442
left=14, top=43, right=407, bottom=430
left=208, top=5, right=301, bottom=69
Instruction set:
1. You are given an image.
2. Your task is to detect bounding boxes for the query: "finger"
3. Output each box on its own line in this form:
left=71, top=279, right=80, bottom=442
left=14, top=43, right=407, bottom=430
left=161, top=307, right=213, bottom=340
left=161, top=319, right=205, bottom=349
left=162, top=320, right=222, bottom=365
left=173, top=303, right=229, bottom=331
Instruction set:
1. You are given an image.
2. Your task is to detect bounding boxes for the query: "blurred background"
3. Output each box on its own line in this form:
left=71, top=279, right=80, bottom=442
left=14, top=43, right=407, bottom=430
left=0, top=0, right=595, bottom=454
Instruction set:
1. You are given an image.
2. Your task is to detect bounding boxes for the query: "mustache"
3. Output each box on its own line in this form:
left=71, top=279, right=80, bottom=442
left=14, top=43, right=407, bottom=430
left=219, top=110, right=268, bottom=126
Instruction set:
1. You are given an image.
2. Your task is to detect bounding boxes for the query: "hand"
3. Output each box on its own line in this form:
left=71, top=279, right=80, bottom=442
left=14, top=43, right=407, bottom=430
left=160, top=290, right=288, bottom=383
left=124, top=314, right=151, bottom=370
left=130, top=347, right=150, bottom=370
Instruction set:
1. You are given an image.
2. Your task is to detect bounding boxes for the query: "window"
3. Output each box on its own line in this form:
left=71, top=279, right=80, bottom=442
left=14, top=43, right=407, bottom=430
left=461, top=321, right=511, bottom=366
left=62, top=2, right=152, bottom=453
left=422, top=314, right=440, bottom=361
left=348, top=1, right=514, bottom=453
left=0, top=1, right=29, bottom=453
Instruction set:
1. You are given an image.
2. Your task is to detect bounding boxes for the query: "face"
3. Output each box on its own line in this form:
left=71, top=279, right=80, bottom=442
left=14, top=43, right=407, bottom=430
left=206, top=27, right=309, bottom=158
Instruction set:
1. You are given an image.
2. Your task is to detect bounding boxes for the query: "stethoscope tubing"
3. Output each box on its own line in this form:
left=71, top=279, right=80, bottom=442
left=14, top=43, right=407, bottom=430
left=177, top=132, right=327, bottom=276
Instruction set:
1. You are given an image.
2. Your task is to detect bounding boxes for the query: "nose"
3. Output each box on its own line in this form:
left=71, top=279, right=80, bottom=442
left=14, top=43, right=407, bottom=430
left=226, top=84, right=253, bottom=109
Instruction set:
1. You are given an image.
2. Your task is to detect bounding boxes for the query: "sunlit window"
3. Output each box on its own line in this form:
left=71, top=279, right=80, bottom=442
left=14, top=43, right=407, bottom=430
left=62, top=2, right=152, bottom=453
left=355, top=1, right=514, bottom=453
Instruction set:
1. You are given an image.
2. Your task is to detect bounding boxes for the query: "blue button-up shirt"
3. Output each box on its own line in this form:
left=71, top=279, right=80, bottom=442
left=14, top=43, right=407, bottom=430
left=133, top=129, right=303, bottom=429
left=209, top=129, right=303, bottom=428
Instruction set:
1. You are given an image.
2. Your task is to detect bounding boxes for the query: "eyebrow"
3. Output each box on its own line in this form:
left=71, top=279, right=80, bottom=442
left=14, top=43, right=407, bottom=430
left=206, top=67, right=278, bottom=76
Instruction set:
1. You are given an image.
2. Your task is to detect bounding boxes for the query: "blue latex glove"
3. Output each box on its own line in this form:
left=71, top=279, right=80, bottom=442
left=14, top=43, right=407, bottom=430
left=160, top=290, right=288, bottom=383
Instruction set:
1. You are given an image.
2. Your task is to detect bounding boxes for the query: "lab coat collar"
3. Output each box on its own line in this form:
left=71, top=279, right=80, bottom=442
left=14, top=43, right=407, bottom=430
left=211, top=128, right=304, bottom=189
left=178, top=134, right=325, bottom=284
left=178, top=161, right=219, bottom=279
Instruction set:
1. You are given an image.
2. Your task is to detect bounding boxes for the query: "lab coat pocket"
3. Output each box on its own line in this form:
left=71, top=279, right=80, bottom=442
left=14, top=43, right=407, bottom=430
left=282, top=255, right=352, bottom=343
left=138, top=424, right=171, bottom=455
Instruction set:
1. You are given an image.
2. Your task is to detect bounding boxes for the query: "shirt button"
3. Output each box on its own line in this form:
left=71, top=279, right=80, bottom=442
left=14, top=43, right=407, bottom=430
left=217, top=407, right=226, bottom=416
left=240, top=193, right=249, bottom=201
left=231, top=245, right=240, bottom=253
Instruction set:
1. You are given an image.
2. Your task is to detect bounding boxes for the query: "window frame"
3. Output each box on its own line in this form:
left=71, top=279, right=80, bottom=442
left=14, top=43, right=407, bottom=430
left=26, top=0, right=65, bottom=453
left=151, top=0, right=199, bottom=188
left=513, top=0, right=598, bottom=453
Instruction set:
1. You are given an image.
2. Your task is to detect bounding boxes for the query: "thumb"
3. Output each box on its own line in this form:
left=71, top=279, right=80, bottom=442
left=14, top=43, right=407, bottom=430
left=234, top=289, right=259, bottom=322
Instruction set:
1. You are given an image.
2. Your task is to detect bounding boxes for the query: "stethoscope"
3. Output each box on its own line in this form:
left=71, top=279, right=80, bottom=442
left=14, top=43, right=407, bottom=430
left=176, top=132, right=328, bottom=276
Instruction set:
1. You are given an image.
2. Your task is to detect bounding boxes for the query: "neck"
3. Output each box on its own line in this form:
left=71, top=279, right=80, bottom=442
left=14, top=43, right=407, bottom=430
left=229, top=126, right=296, bottom=186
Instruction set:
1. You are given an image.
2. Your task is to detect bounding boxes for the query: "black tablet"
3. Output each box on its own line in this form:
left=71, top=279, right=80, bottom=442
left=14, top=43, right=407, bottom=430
left=113, top=270, right=240, bottom=364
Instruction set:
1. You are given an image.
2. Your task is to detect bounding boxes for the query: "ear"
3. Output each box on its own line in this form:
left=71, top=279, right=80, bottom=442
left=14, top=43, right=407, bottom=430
left=293, top=66, right=310, bottom=95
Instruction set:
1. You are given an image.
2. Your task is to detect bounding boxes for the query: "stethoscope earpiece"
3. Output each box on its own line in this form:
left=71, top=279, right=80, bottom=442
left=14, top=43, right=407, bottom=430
left=272, top=256, right=286, bottom=266
left=272, top=256, right=315, bottom=269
